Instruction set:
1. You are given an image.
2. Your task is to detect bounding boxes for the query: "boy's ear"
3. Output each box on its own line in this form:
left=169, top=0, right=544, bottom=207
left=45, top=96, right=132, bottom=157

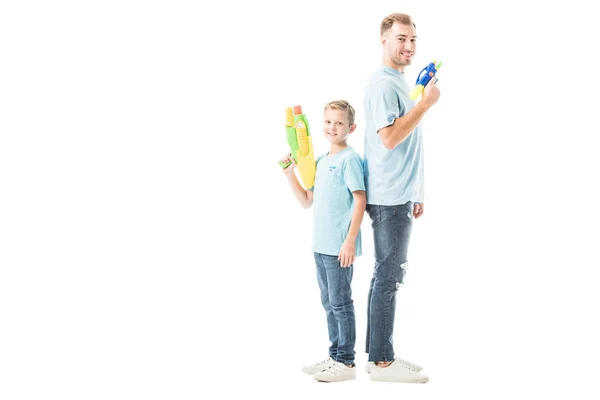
left=349, top=123, right=357, bottom=134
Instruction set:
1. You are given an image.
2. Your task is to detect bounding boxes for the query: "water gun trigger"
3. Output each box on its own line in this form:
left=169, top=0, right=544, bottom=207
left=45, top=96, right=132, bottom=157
left=278, top=154, right=295, bottom=169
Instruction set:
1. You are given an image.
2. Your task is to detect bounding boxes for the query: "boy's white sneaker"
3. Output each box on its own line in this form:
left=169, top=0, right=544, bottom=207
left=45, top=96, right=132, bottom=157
left=302, top=358, right=335, bottom=375
left=370, top=359, right=429, bottom=383
left=313, top=361, right=356, bottom=382
left=365, top=357, right=423, bottom=373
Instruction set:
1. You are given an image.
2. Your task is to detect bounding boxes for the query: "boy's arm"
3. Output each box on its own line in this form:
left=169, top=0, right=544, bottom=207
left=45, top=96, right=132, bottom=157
left=285, top=170, right=313, bottom=209
left=345, top=190, right=366, bottom=243
left=280, top=153, right=313, bottom=209
left=338, top=190, right=366, bottom=267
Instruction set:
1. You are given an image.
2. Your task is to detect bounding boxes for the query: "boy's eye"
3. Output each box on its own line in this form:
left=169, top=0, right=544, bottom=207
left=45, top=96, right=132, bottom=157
left=337, top=122, right=343, bottom=125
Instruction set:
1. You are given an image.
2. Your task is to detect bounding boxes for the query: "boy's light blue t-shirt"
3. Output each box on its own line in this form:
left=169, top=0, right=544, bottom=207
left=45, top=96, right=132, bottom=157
left=311, top=146, right=365, bottom=257
left=363, top=65, right=424, bottom=205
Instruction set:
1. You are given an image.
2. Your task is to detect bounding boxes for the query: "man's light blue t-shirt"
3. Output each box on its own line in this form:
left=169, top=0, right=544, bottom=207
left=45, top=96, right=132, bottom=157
left=363, top=65, right=424, bottom=205
left=311, top=146, right=365, bottom=257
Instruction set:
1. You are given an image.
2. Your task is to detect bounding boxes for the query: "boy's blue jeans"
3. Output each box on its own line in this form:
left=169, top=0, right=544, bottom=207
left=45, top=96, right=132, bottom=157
left=314, top=252, right=356, bottom=366
left=365, top=202, right=413, bottom=362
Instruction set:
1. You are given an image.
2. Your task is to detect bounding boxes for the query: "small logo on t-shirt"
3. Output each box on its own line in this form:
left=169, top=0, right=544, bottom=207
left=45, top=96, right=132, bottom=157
left=328, top=166, right=336, bottom=172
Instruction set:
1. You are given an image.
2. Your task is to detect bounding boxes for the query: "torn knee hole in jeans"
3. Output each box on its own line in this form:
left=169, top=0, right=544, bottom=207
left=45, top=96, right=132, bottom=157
left=396, top=262, right=408, bottom=290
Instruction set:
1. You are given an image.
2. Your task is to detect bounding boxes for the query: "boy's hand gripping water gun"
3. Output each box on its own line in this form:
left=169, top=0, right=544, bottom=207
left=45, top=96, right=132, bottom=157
left=409, top=60, right=443, bottom=101
left=278, top=105, right=316, bottom=189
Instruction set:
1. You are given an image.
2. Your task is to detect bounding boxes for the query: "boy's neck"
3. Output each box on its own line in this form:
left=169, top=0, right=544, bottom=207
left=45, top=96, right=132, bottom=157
left=328, top=142, right=349, bottom=156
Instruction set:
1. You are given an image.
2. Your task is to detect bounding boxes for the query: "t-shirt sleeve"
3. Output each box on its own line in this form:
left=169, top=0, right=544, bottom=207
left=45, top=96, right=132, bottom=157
left=308, top=153, right=325, bottom=191
left=343, top=155, right=366, bottom=193
left=367, top=81, right=405, bottom=133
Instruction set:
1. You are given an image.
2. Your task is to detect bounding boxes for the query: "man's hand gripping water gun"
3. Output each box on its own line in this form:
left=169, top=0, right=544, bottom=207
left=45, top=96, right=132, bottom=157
left=410, top=60, right=442, bottom=101
left=278, top=105, right=316, bottom=189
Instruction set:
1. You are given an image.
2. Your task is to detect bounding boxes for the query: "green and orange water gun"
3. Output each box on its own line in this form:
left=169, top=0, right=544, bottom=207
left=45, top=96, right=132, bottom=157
left=278, top=105, right=316, bottom=189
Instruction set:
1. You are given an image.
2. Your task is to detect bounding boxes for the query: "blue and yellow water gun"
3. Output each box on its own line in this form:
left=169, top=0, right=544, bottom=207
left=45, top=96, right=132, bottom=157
left=409, top=60, right=442, bottom=100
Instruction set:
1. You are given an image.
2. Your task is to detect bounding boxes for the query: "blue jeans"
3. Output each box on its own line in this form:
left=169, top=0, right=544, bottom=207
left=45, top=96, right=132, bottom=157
left=314, top=252, right=356, bottom=365
left=365, top=202, right=413, bottom=362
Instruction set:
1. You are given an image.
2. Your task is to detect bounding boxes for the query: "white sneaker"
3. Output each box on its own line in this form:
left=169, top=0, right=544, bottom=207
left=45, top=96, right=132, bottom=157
left=370, top=359, right=429, bottom=383
left=302, top=358, right=335, bottom=375
left=313, top=361, right=356, bottom=382
left=365, top=357, right=423, bottom=373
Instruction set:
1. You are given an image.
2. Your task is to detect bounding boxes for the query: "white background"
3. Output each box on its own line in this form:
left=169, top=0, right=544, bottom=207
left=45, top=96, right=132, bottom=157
left=1, top=0, right=599, bottom=399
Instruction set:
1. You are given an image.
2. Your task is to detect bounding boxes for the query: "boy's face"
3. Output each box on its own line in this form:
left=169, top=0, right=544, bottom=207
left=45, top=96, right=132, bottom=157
left=323, top=107, right=356, bottom=145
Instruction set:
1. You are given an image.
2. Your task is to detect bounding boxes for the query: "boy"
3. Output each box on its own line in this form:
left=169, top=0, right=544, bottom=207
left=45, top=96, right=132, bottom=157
left=279, top=100, right=366, bottom=382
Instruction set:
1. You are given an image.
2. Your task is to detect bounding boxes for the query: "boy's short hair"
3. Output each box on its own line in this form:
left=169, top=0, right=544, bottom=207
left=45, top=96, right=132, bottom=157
left=380, top=13, right=416, bottom=37
left=324, top=100, right=356, bottom=126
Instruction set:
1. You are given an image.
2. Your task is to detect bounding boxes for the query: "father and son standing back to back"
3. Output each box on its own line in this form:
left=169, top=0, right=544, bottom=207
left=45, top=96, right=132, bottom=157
left=279, top=12, right=440, bottom=383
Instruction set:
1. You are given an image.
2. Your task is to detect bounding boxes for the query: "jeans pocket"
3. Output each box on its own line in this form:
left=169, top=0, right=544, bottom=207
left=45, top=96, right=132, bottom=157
left=367, top=204, right=381, bottom=227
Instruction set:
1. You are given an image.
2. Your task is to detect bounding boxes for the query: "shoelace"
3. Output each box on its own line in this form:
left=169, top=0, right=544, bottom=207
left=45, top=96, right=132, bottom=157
left=395, top=357, right=419, bottom=372
left=322, top=362, right=353, bottom=375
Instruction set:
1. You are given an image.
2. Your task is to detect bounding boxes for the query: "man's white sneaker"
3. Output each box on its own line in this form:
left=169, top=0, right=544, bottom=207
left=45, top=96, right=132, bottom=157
left=302, top=358, right=335, bottom=375
left=313, top=361, right=356, bottom=382
left=365, top=357, right=423, bottom=373
left=370, top=359, right=429, bottom=383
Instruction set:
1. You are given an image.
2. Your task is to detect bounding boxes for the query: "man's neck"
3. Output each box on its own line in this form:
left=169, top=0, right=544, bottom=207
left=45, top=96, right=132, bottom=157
left=383, top=59, right=405, bottom=73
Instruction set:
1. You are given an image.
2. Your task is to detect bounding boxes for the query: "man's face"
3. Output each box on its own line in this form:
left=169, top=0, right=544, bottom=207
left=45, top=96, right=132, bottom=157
left=323, top=108, right=355, bottom=145
left=383, top=22, right=417, bottom=68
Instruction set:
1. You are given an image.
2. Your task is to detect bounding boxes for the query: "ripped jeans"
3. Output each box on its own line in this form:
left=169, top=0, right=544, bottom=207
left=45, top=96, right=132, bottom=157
left=365, top=202, right=413, bottom=362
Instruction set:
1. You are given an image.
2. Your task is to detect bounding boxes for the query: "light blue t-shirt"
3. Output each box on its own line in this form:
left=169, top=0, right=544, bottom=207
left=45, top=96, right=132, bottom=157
left=363, top=65, right=424, bottom=205
left=311, top=146, right=365, bottom=257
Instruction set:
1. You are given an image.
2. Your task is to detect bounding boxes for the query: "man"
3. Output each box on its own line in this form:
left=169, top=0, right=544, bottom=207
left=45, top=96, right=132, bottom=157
left=363, top=13, right=440, bottom=383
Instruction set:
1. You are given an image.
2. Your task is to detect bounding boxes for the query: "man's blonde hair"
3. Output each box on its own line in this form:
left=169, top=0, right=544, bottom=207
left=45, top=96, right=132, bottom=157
left=380, top=13, right=416, bottom=37
left=324, top=100, right=356, bottom=126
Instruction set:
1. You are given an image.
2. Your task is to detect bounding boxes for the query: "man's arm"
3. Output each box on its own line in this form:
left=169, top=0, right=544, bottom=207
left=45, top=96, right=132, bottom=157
left=379, top=76, right=441, bottom=149
left=413, top=202, right=424, bottom=218
left=379, top=100, right=432, bottom=149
